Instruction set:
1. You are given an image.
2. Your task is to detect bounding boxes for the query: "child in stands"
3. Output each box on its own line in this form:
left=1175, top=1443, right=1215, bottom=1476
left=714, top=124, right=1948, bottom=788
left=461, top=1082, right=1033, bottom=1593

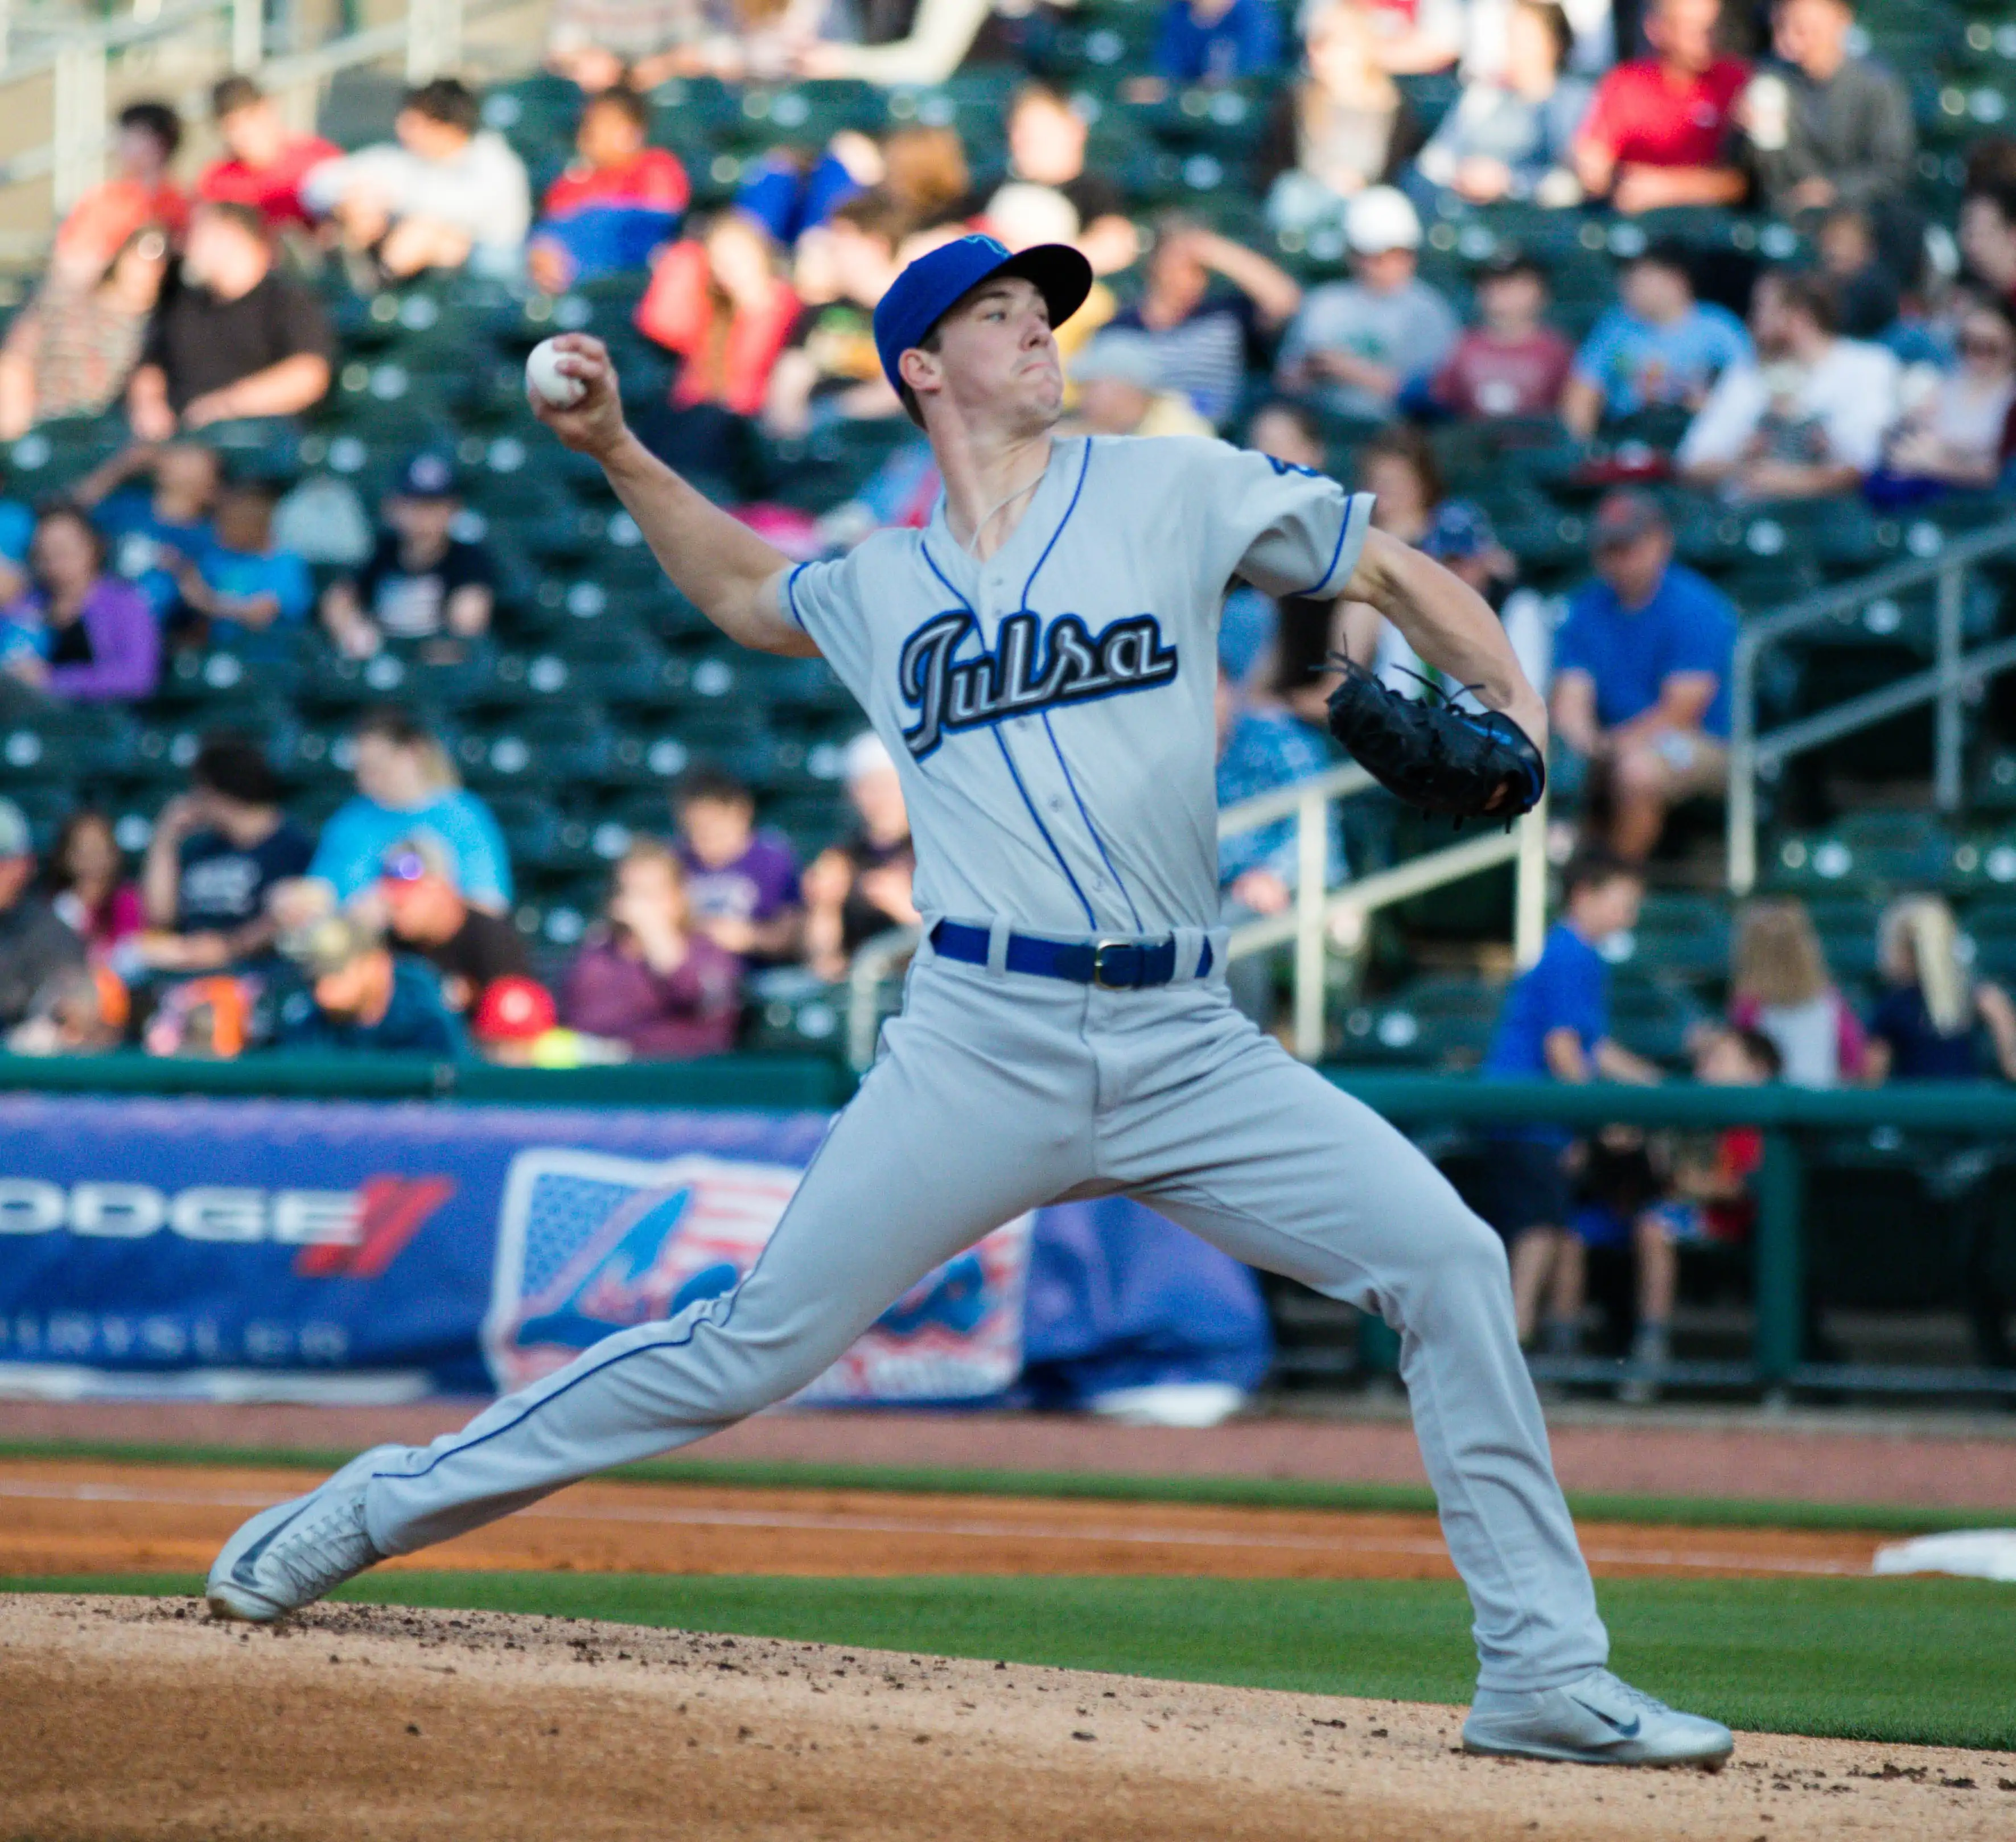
left=1866, top=894, right=2016, bottom=1081
left=1479, top=850, right=1661, bottom=1350
left=1572, top=1025, right=1779, bottom=1402
left=1727, top=898, right=1865, bottom=1087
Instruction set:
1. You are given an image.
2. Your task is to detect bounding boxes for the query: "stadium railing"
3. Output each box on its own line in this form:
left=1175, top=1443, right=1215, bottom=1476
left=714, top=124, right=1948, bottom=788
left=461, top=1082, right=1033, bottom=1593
left=836, top=772, right=1548, bottom=1067
left=1215, top=764, right=1549, bottom=1060
left=5, top=1052, right=2011, bottom=1399
left=0, top=0, right=498, bottom=238
left=1728, top=512, right=2016, bottom=895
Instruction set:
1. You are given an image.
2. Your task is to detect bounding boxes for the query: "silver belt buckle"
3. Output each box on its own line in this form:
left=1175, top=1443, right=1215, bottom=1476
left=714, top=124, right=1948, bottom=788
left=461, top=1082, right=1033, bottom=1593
left=1091, top=939, right=1133, bottom=989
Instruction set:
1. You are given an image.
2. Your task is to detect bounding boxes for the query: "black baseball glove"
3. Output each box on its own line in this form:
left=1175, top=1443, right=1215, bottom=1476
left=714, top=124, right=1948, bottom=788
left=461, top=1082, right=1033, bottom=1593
left=1324, top=659, right=1545, bottom=823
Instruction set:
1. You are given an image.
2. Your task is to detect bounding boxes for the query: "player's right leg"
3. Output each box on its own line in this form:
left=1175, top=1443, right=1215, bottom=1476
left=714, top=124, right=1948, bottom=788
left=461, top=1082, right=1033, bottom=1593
left=208, top=961, right=1094, bottom=1620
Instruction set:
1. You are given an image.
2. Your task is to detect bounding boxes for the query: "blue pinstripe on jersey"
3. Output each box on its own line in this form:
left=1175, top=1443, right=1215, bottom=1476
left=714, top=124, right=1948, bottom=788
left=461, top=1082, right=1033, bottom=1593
left=920, top=538, right=1101, bottom=928
left=1020, top=439, right=1145, bottom=931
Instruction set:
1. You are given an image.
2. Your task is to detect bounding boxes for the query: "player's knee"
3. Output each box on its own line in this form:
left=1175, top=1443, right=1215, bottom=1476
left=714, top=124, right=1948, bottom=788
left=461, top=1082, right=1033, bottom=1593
left=1614, top=746, right=1667, bottom=799
left=1425, top=1198, right=1513, bottom=1290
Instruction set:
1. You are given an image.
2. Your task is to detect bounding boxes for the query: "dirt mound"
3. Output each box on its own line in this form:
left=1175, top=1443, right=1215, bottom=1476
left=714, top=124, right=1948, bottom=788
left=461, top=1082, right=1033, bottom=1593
left=3, top=1594, right=2009, bottom=1841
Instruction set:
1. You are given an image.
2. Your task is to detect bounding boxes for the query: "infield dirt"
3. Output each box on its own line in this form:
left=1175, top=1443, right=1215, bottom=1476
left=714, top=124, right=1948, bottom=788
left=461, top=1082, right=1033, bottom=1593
left=0, top=1458, right=1884, bottom=1580
left=5, top=1593, right=2011, bottom=1842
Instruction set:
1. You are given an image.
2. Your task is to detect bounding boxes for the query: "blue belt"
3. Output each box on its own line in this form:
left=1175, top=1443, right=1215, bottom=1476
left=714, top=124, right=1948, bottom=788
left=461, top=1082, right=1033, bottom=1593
left=929, top=920, right=1206, bottom=989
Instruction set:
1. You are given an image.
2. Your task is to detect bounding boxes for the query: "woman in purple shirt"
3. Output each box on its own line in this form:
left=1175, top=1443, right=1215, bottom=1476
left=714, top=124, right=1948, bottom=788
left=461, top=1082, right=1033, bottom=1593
left=561, top=837, right=742, bottom=1059
left=0, top=502, right=160, bottom=701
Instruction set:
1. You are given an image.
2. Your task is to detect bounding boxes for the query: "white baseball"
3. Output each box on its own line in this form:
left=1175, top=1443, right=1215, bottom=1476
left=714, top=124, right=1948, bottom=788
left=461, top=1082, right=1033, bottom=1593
left=526, top=338, right=586, bottom=408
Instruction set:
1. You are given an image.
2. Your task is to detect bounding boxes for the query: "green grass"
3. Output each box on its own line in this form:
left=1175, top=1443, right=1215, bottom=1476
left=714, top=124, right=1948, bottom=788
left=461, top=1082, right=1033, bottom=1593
left=13, top=1571, right=2013, bottom=1753
left=2, top=1439, right=2009, bottom=1536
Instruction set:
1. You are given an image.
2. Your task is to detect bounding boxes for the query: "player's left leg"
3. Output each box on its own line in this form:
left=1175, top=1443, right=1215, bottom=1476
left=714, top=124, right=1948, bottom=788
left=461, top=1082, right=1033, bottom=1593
left=1093, top=992, right=1729, bottom=1763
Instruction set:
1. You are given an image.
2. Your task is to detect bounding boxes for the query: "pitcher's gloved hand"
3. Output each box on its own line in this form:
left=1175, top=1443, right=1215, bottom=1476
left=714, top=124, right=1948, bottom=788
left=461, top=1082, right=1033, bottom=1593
left=1325, top=659, right=1546, bottom=823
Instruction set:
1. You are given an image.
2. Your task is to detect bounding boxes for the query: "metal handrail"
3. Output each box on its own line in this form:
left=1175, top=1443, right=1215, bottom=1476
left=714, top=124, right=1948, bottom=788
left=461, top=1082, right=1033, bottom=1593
left=1727, top=513, right=2016, bottom=894
left=0, top=0, right=488, bottom=219
left=841, top=764, right=1550, bottom=1070
left=2, top=0, right=227, bottom=87
left=846, top=924, right=922, bottom=1071
left=1216, top=761, right=1548, bottom=1060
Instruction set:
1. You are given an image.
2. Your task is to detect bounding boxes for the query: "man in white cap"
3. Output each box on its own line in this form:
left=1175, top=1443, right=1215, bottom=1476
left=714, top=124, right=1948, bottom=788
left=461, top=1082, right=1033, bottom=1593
left=1277, top=185, right=1459, bottom=419
left=1068, top=331, right=1214, bottom=439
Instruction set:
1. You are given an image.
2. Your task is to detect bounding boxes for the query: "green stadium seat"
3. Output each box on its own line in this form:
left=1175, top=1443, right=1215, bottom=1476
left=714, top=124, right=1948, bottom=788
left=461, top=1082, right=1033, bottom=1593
left=726, top=81, right=883, bottom=150
left=487, top=791, right=600, bottom=874
left=1337, top=976, right=1501, bottom=1069
left=1768, top=816, right=1958, bottom=895
left=1606, top=977, right=1708, bottom=1066
left=1611, top=891, right=1732, bottom=983
left=0, top=705, right=138, bottom=782
left=742, top=975, right=848, bottom=1054
left=1973, top=750, right=2016, bottom=811
left=513, top=890, right=598, bottom=955
left=456, top=706, right=615, bottom=790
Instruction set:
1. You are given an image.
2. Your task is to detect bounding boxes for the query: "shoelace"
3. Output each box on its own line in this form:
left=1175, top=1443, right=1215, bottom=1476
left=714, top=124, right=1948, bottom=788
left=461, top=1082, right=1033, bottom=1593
left=1597, top=1673, right=1676, bottom=1718
left=264, top=1492, right=378, bottom=1600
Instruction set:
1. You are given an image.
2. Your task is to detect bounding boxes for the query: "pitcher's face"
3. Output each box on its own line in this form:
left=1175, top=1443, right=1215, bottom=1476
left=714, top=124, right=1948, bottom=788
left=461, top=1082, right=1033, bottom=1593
left=915, top=276, right=1064, bottom=433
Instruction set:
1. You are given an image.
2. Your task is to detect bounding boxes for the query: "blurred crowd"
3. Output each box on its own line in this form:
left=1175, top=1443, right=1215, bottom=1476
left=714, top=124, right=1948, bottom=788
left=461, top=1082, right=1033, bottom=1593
left=0, top=708, right=920, bottom=1063
left=1476, top=850, right=2016, bottom=1389
left=3, top=0, right=2016, bottom=1063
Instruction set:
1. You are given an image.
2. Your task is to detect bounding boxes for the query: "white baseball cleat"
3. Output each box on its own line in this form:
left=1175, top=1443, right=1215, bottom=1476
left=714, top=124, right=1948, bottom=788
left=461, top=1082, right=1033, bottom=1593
left=1462, top=1668, right=1734, bottom=1767
left=205, top=1447, right=399, bottom=1622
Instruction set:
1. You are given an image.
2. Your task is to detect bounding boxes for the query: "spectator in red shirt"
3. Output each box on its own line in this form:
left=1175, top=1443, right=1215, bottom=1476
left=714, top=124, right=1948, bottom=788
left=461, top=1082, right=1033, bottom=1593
left=197, top=76, right=339, bottom=232
left=529, top=87, right=690, bottom=295
left=52, top=101, right=189, bottom=283
left=1432, top=252, right=1574, bottom=419
left=1573, top=0, right=1749, bottom=215
left=561, top=838, right=742, bottom=1059
left=635, top=211, right=801, bottom=482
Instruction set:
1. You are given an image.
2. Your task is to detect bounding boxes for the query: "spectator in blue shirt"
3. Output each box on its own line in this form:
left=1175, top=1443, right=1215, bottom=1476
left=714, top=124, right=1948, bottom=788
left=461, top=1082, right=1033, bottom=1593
left=1153, top=0, right=1283, bottom=88
left=166, top=477, right=311, bottom=653
left=275, top=910, right=467, bottom=1058
left=1481, top=850, right=1659, bottom=1348
left=72, top=439, right=222, bottom=617
left=304, top=704, right=511, bottom=912
left=1560, top=242, right=1751, bottom=437
left=0, top=490, right=32, bottom=606
left=1216, top=669, right=1345, bottom=1019
left=1550, top=491, right=1739, bottom=862
left=1411, top=0, right=1589, bottom=207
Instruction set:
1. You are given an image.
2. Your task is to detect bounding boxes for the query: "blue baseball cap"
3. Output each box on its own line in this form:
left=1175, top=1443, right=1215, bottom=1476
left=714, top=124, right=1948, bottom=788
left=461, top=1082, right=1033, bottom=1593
left=1421, top=499, right=1498, bottom=561
left=872, top=233, right=1093, bottom=397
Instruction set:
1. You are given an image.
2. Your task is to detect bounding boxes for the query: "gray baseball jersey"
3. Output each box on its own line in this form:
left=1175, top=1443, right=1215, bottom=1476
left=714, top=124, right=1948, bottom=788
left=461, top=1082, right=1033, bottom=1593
left=783, top=434, right=1373, bottom=938
left=348, top=433, right=1610, bottom=1695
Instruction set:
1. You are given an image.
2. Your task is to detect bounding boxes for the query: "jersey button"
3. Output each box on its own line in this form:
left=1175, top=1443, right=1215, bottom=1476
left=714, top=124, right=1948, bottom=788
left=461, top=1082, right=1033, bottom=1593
left=1048, top=796, right=1065, bottom=812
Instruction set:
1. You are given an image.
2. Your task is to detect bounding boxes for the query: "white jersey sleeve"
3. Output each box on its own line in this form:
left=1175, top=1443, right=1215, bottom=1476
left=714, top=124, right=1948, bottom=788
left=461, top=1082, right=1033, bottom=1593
left=1191, top=440, right=1377, bottom=602
left=778, top=550, right=876, bottom=702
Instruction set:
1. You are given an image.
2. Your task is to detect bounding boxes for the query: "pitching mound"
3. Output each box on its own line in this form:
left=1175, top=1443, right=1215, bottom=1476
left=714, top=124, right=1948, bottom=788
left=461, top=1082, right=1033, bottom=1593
left=2, top=1595, right=2008, bottom=1841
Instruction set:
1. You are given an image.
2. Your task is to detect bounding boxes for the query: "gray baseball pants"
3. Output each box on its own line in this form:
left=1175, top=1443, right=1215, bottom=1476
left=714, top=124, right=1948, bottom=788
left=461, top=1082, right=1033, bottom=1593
left=361, top=949, right=1608, bottom=1691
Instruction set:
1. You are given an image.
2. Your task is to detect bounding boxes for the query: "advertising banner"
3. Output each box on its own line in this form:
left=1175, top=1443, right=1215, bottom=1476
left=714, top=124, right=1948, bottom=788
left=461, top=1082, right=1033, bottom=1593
left=0, top=1094, right=1031, bottom=1403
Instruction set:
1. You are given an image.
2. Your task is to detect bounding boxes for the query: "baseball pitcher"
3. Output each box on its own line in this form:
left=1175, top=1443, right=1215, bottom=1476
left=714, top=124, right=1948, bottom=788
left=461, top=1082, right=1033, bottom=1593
left=209, top=235, right=1730, bottom=1767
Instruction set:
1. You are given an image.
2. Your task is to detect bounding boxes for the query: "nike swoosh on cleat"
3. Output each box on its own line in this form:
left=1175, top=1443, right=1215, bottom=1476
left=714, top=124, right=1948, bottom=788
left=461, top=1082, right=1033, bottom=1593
left=230, top=1502, right=311, bottom=1588
left=1570, top=1699, right=1641, bottom=1739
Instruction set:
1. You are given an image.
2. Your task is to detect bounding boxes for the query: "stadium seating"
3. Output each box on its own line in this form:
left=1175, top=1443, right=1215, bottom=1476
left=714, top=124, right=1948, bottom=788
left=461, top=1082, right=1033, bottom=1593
left=0, top=0, right=2012, bottom=1082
